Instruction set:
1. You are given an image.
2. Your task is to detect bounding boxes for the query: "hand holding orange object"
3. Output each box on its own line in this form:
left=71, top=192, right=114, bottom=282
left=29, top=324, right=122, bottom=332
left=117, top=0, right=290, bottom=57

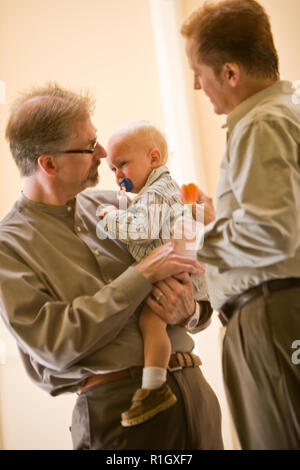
left=180, top=183, right=216, bottom=225
left=196, top=188, right=216, bottom=225
left=180, top=183, right=198, bottom=204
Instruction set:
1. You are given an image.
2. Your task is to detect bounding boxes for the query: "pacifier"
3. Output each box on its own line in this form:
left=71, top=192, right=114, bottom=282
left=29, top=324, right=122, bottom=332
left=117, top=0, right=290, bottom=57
left=118, top=178, right=133, bottom=210
left=118, top=178, right=133, bottom=193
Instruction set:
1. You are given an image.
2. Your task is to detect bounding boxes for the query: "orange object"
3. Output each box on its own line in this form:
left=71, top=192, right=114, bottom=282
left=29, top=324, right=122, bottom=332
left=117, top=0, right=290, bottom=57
left=180, top=183, right=198, bottom=204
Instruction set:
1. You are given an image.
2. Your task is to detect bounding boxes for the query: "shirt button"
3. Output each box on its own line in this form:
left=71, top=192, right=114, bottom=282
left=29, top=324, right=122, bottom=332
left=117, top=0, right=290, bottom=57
left=76, top=226, right=82, bottom=232
left=67, top=206, right=72, bottom=212
left=94, top=249, right=100, bottom=256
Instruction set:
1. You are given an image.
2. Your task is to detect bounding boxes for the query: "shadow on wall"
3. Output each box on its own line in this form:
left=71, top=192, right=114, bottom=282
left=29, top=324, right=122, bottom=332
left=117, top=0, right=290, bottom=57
left=0, top=335, right=75, bottom=450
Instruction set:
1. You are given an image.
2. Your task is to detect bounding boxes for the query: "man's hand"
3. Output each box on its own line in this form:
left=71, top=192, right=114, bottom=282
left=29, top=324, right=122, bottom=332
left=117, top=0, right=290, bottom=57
left=135, top=242, right=205, bottom=283
left=192, top=189, right=216, bottom=225
left=145, top=272, right=196, bottom=325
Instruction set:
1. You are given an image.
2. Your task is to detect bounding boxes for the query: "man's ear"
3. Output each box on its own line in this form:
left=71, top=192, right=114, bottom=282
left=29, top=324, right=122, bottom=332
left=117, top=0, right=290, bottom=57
left=222, top=63, right=240, bottom=88
left=149, top=148, right=162, bottom=168
left=37, top=154, right=58, bottom=176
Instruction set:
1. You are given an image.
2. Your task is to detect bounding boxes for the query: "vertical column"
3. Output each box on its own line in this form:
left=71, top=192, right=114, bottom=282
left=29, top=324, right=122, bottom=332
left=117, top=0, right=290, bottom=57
left=149, top=0, right=206, bottom=188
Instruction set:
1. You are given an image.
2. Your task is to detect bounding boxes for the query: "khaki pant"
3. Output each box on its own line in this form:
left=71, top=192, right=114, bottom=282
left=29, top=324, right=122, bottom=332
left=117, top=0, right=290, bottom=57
left=71, top=365, right=223, bottom=450
left=223, top=285, right=300, bottom=450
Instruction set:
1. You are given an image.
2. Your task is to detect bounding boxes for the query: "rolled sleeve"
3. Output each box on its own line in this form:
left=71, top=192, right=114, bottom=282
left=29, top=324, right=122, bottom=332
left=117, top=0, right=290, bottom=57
left=0, top=248, right=152, bottom=372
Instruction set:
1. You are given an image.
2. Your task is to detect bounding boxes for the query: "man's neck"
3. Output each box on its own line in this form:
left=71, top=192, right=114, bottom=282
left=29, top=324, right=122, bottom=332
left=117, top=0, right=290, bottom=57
left=229, top=78, right=278, bottom=113
left=23, top=176, right=75, bottom=206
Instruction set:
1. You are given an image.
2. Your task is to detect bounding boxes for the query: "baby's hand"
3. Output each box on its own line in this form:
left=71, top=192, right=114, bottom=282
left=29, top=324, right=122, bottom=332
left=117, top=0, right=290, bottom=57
left=97, top=205, right=117, bottom=220
left=180, top=183, right=215, bottom=225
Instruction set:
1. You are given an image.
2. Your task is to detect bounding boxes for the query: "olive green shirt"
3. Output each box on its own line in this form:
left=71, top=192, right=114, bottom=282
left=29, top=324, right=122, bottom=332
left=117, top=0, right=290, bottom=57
left=198, top=81, right=300, bottom=309
left=0, top=190, right=210, bottom=396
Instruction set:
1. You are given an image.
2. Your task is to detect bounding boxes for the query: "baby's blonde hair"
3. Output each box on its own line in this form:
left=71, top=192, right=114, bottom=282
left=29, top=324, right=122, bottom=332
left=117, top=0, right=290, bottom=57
left=110, top=120, right=168, bottom=165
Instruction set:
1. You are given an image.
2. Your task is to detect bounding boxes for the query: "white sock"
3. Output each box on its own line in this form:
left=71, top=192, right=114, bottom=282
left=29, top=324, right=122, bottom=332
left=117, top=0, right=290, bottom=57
left=142, top=367, right=167, bottom=390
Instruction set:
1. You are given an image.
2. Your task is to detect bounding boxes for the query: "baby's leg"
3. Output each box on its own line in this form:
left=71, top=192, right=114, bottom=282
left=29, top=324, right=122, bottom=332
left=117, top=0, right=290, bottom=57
left=121, top=305, right=176, bottom=427
left=139, top=304, right=171, bottom=369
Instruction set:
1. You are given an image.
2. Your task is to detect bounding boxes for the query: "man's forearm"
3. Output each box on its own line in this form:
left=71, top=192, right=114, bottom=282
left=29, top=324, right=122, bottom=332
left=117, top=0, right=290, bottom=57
left=0, top=247, right=152, bottom=372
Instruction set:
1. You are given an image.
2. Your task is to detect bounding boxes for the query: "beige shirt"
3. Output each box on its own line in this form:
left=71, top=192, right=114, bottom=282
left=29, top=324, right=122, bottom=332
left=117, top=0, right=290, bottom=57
left=198, top=81, right=300, bottom=309
left=0, top=190, right=210, bottom=395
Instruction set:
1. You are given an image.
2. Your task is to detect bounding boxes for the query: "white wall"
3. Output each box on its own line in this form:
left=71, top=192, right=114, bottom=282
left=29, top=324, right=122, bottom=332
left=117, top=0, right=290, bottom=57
left=0, top=0, right=165, bottom=218
left=0, top=343, right=75, bottom=450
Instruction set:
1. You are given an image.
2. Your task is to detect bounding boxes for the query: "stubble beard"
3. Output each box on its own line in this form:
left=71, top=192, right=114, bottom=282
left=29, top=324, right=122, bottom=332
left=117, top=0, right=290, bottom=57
left=82, top=164, right=100, bottom=189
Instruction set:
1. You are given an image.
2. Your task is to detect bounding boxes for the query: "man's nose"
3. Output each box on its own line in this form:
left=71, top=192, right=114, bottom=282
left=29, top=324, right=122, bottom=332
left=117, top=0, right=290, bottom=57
left=94, top=143, right=107, bottom=159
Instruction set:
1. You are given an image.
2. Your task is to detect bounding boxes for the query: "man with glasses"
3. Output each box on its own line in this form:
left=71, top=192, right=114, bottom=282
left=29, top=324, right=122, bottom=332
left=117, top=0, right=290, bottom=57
left=0, top=83, right=223, bottom=450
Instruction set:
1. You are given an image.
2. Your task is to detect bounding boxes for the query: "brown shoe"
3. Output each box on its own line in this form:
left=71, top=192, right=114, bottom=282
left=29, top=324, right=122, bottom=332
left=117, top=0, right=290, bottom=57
left=121, top=383, right=177, bottom=427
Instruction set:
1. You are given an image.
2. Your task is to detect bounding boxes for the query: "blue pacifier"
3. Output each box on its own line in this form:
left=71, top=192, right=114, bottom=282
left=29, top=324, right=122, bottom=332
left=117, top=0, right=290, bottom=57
left=119, top=178, right=133, bottom=192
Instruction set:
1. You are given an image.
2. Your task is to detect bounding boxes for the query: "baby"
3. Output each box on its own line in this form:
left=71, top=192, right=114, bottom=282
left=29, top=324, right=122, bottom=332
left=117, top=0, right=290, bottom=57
left=98, top=121, right=207, bottom=427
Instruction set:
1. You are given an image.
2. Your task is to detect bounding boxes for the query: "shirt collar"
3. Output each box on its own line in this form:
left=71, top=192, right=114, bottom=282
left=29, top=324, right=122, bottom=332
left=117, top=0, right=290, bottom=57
left=19, top=192, right=76, bottom=217
left=137, top=165, right=170, bottom=197
left=224, top=80, right=293, bottom=133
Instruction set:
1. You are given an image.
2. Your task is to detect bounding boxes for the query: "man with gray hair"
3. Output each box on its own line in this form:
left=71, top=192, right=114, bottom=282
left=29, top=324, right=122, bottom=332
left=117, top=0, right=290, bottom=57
left=0, top=83, right=223, bottom=449
left=182, top=0, right=300, bottom=450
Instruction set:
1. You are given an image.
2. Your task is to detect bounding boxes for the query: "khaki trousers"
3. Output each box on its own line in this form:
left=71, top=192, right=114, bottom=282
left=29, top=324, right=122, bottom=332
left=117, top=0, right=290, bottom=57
left=71, top=365, right=223, bottom=450
left=223, top=285, right=300, bottom=450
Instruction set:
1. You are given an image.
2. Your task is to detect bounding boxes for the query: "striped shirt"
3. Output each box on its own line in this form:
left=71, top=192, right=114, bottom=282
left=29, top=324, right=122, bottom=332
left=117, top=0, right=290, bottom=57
left=101, top=166, right=208, bottom=300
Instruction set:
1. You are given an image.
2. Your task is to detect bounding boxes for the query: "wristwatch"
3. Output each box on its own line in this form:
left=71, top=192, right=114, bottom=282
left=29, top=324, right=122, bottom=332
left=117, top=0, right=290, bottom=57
left=184, top=302, right=201, bottom=330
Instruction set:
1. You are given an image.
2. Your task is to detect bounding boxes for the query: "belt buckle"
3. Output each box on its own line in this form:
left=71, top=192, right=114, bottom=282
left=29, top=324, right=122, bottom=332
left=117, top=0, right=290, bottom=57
left=168, top=352, right=184, bottom=372
left=168, top=365, right=183, bottom=372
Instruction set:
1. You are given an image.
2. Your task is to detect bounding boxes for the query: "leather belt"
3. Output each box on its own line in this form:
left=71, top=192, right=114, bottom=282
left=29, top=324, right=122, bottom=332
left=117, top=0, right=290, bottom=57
left=219, top=277, right=300, bottom=326
left=78, top=352, right=202, bottom=395
left=168, top=351, right=202, bottom=372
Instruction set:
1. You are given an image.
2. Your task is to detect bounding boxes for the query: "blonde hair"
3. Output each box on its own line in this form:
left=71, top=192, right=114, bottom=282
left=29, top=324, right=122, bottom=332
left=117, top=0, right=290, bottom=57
left=5, top=82, right=95, bottom=176
left=110, top=120, right=169, bottom=165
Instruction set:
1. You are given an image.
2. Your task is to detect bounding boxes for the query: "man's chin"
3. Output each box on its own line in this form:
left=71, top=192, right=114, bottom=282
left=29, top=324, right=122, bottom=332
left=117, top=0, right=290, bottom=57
left=212, top=101, right=228, bottom=115
left=213, top=104, right=224, bottom=115
left=82, top=174, right=99, bottom=189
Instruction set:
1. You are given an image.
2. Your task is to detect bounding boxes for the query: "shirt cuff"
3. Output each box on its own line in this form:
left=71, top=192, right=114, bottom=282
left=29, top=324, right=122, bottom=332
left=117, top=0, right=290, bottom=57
left=108, top=265, right=153, bottom=305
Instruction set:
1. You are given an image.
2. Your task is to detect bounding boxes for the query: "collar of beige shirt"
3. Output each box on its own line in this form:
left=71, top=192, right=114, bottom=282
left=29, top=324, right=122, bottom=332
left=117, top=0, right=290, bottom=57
left=224, top=80, right=293, bottom=134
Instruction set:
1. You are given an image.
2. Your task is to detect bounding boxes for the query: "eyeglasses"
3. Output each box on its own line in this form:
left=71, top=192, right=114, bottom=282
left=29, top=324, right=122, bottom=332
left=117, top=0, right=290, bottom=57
left=57, top=130, right=99, bottom=155
left=59, top=139, right=98, bottom=155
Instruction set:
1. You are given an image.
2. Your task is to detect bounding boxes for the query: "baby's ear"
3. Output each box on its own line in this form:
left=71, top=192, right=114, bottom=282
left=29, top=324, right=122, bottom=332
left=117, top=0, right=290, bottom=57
left=149, top=148, right=162, bottom=167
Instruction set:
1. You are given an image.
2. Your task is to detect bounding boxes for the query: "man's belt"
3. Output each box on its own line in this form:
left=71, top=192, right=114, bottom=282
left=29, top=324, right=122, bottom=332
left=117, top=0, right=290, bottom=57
left=168, top=351, right=202, bottom=371
left=219, top=277, right=300, bottom=326
left=78, top=352, right=202, bottom=395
